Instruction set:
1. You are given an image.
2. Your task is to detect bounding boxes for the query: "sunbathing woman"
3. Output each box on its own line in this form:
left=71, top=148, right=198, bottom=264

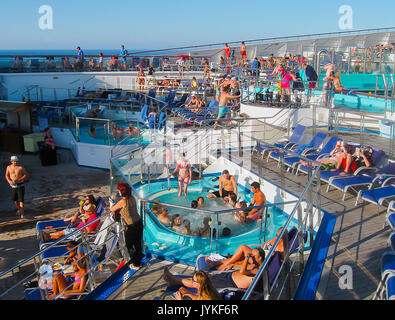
left=206, top=227, right=285, bottom=270
left=171, top=153, right=192, bottom=197
left=64, top=241, right=85, bottom=265
left=49, top=259, right=87, bottom=299
left=43, top=203, right=99, bottom=241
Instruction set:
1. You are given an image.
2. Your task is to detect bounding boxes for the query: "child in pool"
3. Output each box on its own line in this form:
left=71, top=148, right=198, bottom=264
left=224, top=192, right=237, bottom=207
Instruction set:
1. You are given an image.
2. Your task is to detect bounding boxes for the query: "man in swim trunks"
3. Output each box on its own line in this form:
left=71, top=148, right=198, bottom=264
left=214, top=85, right=240, bottom=129
left=171, top=153, right=192, bottom=197
left=246, top=181, right=266, bottom=221
left=163, top=247, right=265, bottom=290
left=207, top=170, right=238, bottom=202
left=5, top=156, right=29, bottom=219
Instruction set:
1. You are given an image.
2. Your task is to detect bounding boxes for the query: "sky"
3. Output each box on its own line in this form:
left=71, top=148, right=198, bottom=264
left=0, top=0, right=394, bottom=50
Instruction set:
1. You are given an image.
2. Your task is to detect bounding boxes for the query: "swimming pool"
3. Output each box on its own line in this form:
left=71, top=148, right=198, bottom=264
left=133, top=174, right=299, bottom=265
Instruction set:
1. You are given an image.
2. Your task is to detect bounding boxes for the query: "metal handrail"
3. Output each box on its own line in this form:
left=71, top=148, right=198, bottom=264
left=242, top=164, right=321, bottom=300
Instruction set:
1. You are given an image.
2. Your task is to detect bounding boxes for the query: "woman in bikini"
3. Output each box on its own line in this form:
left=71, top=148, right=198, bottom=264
left=171, top=153, right=192, bottom=197
left=137, top=66, right=145, bottom=91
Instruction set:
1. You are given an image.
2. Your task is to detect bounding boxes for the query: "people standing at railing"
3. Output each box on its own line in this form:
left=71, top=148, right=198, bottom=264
left=252, top=57, right=260, bottom=78
left=120, top=45, right=128, bottom=70
left=5, top=156, right=29, bottom=219
left=147, top=107, right=157, bottom=142
left=43, top=127, right=57, bottom=149
left=49, top=259, right=88, bottom=299
left=110, top=182, right=143, bottom=269
left=203, top=58, right=210, bottom=81
left=300, top=63, right=318, bottom=101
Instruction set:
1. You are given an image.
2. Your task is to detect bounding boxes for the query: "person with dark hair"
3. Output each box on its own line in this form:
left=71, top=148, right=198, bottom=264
left=64, top=240, right=86, bottom=265
left=207, top=170, right=238, bottom=201
left=191, top=200, right=198, bottom=208
left=197, top=196, right=205, bottom=207
left=5, top=156, right=28, bottom=219
left=246, top=182, right=266, bottom=220
left=109, top=182, right=143, bottom=269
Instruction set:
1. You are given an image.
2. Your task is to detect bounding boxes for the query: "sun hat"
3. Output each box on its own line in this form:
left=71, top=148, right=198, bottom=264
left=10, top=156, right=19, bottom=162
left=83, top=203, right=96, bottom=212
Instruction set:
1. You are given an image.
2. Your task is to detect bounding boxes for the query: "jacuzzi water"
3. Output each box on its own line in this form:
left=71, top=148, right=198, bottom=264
left=134, top=174, right=299, bottom=265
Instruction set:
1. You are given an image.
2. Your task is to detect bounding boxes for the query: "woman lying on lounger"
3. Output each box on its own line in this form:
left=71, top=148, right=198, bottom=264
left=205, top=227, right=285, bottom=271
left=164, top=270, right=222, bottom=300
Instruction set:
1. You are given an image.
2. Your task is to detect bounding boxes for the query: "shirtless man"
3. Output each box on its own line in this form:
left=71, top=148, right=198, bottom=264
left=163, top=247, right=265, bottom=290
left=207, top=170, right=237, bottom=202
left=247, top=181, right=266, bottom=220
left=171, top=153, right=192, bottom=197
left=5, top=156, right=29, bottom=219
left=214, top=85, right=240, bottom=129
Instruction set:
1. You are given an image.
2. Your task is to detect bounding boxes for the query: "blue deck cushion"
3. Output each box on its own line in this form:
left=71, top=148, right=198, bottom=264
left=36, top=220, right=70, bottom=232
left=361, top=186, right=395, bottom=204
left=330, top=175, right=374, bottom=190
left=387, top=275, right=395, bottom=300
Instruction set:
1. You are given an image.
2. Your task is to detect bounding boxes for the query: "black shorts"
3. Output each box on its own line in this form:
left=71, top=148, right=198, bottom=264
left=12, top=186, right=25, bottom=203
left=212, top=189, right=231, bottom=198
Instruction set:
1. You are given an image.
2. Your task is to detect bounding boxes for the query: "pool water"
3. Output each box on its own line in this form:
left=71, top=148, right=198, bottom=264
left=135, top=174, right=299, bottom=265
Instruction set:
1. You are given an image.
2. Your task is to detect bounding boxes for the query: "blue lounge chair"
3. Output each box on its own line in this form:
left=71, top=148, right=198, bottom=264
left=268, top=132, right=328, bottom=166
left=356, top=185, right=395, bottom=215
left=327, top=162, right=394, bottom=201
left=37, top=197, right=106, bottom=248
left=193, top=101, right=220, bottom=125
left=255, top=124, right=307, bottom=159
left=285, top=136, right=339, bottom=174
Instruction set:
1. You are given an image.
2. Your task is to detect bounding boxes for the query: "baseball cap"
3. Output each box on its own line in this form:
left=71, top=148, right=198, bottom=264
left=10, top=156, right=19, bottom=162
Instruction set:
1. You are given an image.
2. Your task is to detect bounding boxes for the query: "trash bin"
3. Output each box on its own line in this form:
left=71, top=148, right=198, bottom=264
left=38, top=142, right=57, bottom=166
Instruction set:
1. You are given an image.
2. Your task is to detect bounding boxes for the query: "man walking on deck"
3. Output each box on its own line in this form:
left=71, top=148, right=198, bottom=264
left=5, top=156, right=28, bottom=219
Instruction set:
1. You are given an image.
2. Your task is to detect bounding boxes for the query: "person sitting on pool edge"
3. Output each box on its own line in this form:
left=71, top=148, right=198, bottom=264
left=207, top=170, right=238, bottom=202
